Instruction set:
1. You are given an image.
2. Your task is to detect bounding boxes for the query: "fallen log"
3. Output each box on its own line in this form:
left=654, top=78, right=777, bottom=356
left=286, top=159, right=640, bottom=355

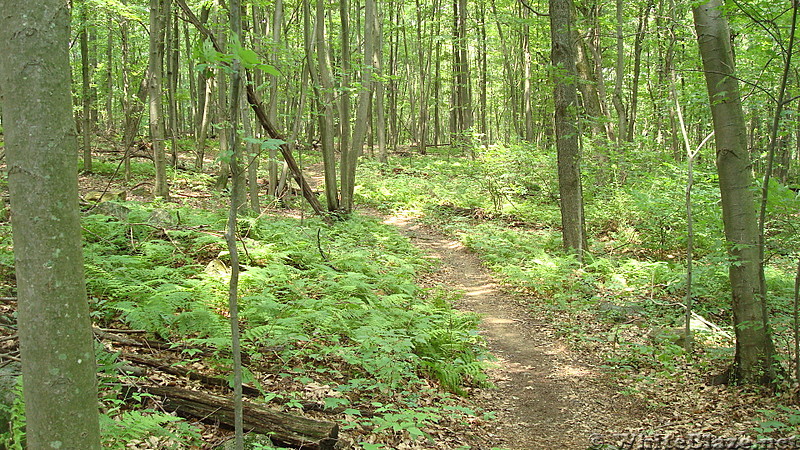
left=142, top=385, right=338, bottom=450
left=119, top=352, right=261, bottom=397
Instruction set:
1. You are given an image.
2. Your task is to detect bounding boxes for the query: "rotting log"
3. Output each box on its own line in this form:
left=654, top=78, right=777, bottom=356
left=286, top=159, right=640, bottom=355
left=119, top=352, right=261, bottom=397
left=142, top=385, right=338, bottom=450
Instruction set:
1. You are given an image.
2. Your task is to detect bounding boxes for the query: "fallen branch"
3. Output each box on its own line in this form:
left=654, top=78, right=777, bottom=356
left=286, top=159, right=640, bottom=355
left=119, top=352, right=261, bottom=397
left=142, top=385, right=338, bottom=449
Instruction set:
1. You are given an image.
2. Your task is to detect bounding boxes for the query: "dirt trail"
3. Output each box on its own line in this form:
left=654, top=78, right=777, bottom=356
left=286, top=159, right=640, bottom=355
left=381, top=213, right=648, bottom=450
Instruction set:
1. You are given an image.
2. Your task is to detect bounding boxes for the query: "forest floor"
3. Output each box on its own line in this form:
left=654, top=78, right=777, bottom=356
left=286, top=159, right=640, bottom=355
left=377, top=210, right=648, bottom=449
left=3, top=150, right=793, bottom=449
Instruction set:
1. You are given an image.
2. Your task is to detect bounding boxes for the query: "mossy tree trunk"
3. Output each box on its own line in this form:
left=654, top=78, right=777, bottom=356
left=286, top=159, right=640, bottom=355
left=0, top=1, right=101, bottom=446
left=549, top=0, right=587, bottom=261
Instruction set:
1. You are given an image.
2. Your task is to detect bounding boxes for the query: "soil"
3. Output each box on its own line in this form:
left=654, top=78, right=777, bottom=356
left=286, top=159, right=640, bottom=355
left=379, top=211, right=650, bottom=450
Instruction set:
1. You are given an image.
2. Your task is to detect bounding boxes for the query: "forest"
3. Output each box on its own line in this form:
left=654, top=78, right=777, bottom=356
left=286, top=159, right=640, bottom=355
left=1, top=0, right=800, bottom=448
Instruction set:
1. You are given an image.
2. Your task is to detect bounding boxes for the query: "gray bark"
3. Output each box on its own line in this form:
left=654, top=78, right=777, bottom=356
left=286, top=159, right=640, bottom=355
left=312, top=0, right=340, bottom=211
left=693, top=0, right=779, bottom=384
left=149, top=0, right=170, bottom=198
left=549, top=0, right=587, bottom=260
left=80, top=8, right=93, bottom=172
left=0, top=1, right=101, bottom=446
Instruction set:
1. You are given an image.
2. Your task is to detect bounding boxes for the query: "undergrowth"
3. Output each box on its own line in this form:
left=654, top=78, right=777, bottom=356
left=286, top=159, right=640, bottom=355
left=356, top=145, right=800, bottom=438
left=0, top=197, right=492, bottom=447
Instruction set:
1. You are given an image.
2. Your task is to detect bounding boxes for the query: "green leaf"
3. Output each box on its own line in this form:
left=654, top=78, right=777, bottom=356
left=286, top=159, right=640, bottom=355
left=322, top=397, right=349, bottom=410
left=257, top=63, right=281, bottom=77
left=237, top=48, right=261, bottom=67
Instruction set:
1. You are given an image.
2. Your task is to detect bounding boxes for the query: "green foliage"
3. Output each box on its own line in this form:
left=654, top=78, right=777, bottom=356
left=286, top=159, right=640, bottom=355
left=76, top=203, right=489, bottom=399
left=754, top=405, right=800, bottom=437
left=0, top=379, right=25, bottom=450
left=99, top=408, right=203, bottom=448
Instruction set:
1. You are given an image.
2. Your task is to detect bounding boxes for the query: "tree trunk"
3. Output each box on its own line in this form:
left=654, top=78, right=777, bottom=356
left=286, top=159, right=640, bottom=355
left=374, top=1, right=388, bottom=164
left=452, top=0, right=473, bottom=152
left=0, top=1, right=101, bottom=447
left=149, top=0, right=170, bottom=198
left=166, top=5, right=180, bottom=168
left=194, top=7, right=212, bottom=170
left=612, top=0, right=628, bottom=143
left=267, top=0, right=284, bottom=197
left=693, top=0, right=779, bottom=384
left=105, top=14, right=114, bottom=131
left=341, top=0, right=377, bottom=213
left=226, top=0, right=245, bottom=444
left=549, top=0, right=587, bottom=260
left=81, top=6, right=93, bottom=172
left=312, top=0, right=341, bottom=211
left=626, top=3, right=650, bottom=142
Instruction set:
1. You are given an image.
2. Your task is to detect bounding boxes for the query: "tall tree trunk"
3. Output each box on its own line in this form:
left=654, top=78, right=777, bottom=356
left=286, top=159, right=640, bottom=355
left=341, top=0, right=377, bottom=213
left=267, top=0, right=284, bottom=197
left=452, top=0, right=473, bottom=152
left=522, top=10, right=534, bottom=141
left=626, top=3, right=650, bottom=142
left=226, top=0, right=245, bottom=445
left=0, top=1, right=101, bottom=447
left=149, top=0, right=170, bottom=198
left=312, top=0, right=340, bottom=211
left=81, top=6, right=93, bottom=172
left=339, top=0, right=352, bottom=166
left=612, top=0, right=628, bottom=143
left=374, top=1, right=388, bottom=164
left=693, top=0, right=779, bottom=384
left=105, top=13, right=115, bottom=132
left=478, top=1, right=488, bottom=145
left=194, top=7, right=212, bottom=170
left=167, top=5, right=180, bottom=168
left=550, top=0, right=587, bottom=260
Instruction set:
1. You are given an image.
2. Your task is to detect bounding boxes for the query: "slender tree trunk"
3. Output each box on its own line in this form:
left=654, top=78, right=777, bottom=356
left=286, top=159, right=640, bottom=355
left=105, top=13, right=114, bottom=132
left=226, top=0, right=245, bottom=446
left=374, top=2, right=388, bottom=164
left=167, top=5, right=180, bottom=168
left=522, top=12, right=534, bottom=141
left=693, top=0, right=779, bottom=384
left=194, top=7, right=212, bottom=170
left=266, top=0, right=283, bottom=197
left=312, top=0, right=340, bottom=211
left=550, top=0, right=587, bottom=260
left=612, top=0, right=628, bottom=143
left=339, top=0, right=352, bottom=168
left=626, top=4, right=650, bottom=142
left=452, top=0, right=473, bottom=152
left=81, top=7, right=93, bottom=172
left=149, top=0, right=170, bottom=198
left=341, top=0, right=377, bottom=213
left=0, top=2, right=101, bottom=447
left=478, top=1, right=488, bottom=146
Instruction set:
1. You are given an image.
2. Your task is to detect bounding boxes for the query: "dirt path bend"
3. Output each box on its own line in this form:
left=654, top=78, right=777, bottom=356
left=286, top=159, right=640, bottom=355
left=381, top=213, right=648, bottom=450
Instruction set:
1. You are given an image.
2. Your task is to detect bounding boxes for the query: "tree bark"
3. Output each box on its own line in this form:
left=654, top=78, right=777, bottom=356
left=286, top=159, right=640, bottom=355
left=80, top=6, right=93, bottom=172
left=267, top=0, right=284, bottom=197
left=612, top=0, right=628, bottom=143
left=313, top=0, right=341, bottom=211
left=693, top=0, right=779, bottom=384
left=166, top=5, right=180, bottom=168
left=549, top=0, right=587, bottom=260
left=0, top=1, right=101, bottom=446
left=149, top=0, right=170, bottom=198
left=374, top=1, right=388, bottom=164
left=143, top=385, right=338, bottom=449
left=341, top=0, right=377, bottom=213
